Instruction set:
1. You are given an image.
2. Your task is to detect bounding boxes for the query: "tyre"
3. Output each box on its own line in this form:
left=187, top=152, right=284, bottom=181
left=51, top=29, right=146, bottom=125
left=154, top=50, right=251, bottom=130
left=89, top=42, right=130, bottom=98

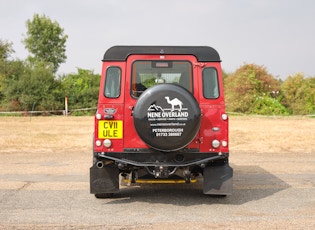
left=95, top=193, right=114, bottom=199
left=133, top=84, right=201, bottom=151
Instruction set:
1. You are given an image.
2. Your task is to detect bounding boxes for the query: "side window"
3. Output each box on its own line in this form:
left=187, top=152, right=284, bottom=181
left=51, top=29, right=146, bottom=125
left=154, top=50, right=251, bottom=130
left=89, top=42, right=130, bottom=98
left=202, top=68, right=219, bottom=99
left=104, top=67, right=121, bottom=98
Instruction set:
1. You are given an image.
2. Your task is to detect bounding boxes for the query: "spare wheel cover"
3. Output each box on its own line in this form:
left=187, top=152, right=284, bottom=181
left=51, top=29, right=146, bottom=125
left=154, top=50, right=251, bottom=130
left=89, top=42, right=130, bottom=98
left=133, top=84, right=201, bottom=151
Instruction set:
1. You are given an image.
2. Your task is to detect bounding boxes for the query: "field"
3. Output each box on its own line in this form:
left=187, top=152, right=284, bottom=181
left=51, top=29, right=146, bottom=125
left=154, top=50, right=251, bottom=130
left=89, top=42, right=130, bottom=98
left=0, top=116, right=315, bottom=229
left=1, top=115, right=314, bottom=155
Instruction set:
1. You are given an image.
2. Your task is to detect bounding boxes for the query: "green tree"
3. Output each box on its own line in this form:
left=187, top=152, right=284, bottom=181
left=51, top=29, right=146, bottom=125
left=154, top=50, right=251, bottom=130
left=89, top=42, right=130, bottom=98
left=59, top=69, right=100, bottom=114
left=281, top=73, right=315, bottom=115
left=0, top=60, right=26, bottom=111
left=23, top=14, right=68, bottom=73
left=19, top=61, right=62, bottom=111
left=0, top=39, right=14, bottom=61
left=0, top=58, right=62, bottom=112
left=224, top=64, right=285, bottom=115
left=0, top=39, right=14, bottom=104
left=252, top=94, right=289, bottom=115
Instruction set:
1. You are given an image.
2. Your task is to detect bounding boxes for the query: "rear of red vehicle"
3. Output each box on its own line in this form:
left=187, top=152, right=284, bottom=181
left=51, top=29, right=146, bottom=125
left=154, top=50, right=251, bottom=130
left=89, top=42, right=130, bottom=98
left=90, top=46, right=233, bottom=198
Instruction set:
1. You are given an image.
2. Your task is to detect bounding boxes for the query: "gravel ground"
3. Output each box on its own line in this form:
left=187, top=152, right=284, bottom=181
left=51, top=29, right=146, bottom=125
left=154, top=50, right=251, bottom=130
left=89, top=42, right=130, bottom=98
left=0, top=116, right=314, bottom=229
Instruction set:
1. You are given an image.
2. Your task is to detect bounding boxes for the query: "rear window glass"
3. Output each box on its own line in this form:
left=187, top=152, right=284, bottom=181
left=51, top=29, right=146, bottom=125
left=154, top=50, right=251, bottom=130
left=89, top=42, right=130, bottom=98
left=104, top=67, right=121, bottom=98
left=131, top=61, right=192, bottom=97
left=202, top=68, right=219, bottom=99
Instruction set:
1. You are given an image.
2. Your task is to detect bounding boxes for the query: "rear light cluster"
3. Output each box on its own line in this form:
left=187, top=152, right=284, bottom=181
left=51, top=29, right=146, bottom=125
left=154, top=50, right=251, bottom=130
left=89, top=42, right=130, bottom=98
left=103, top=139, right=112, bottom=147
left=211, top=113, right=228, bottom=149
left=221, top=113, right=228, bottom=121
left=95, top=139, right=112, bottom=148
left=212, top=139, right=228, bottom=148
left=95, top=112, right=113, bottom=148
left=96, top=112, right=114, bottom=120
left=96, top=113, right=102, bottom=120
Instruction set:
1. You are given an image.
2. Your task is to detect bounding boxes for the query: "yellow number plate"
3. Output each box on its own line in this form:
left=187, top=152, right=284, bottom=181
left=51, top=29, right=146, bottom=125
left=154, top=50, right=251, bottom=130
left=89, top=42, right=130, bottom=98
left=98, top=120, right=123, bottom=139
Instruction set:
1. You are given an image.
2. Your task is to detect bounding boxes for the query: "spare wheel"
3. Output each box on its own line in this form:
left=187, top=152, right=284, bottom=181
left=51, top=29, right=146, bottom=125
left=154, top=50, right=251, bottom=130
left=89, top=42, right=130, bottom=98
left=133, top=84, right=201, bottom=151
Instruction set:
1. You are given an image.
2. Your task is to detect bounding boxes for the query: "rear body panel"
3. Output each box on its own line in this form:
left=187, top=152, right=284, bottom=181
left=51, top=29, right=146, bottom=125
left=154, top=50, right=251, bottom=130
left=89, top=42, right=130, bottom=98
left=91, top=46, right=232, bottom=196
left=94, top=55, right=228, bottom=155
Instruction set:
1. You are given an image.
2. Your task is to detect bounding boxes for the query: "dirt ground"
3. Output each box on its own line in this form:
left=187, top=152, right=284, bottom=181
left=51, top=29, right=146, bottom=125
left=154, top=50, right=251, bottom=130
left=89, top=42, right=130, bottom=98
left=0, top=116, right=314, bottom=229
left=1, top=115, right=314, bottom=155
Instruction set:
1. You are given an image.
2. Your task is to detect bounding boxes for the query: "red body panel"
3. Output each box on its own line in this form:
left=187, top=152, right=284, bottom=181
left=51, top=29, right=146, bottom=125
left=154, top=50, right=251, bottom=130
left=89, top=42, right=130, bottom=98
left=94, top=54, right=228, bottom=154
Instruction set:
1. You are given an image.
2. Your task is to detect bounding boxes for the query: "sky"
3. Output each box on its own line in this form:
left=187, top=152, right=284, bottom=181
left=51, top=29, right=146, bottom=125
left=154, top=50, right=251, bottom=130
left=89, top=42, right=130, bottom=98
left=0, top=0, right=314, bottom=79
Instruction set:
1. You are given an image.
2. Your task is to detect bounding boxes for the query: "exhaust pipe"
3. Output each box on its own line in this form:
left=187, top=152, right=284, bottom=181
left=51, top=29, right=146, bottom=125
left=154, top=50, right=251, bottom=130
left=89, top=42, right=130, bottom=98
left=96, top=161, right=104, bottom=168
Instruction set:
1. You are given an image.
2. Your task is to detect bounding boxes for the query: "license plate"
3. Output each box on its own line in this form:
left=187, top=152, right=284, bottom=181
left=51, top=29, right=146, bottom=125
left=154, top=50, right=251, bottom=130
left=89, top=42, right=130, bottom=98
left=98, top=120, right=123, bottom=139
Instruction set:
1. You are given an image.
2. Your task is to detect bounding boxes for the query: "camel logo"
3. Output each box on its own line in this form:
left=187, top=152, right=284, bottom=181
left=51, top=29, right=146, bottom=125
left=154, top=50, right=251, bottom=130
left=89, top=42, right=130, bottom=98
left=164, top=96, right=183, bottom=112
left=147, top=96, right=189, bottom=121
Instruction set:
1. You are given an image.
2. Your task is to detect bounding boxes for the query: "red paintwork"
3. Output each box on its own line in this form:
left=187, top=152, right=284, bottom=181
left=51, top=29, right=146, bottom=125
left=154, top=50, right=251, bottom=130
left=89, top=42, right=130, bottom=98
left=94, top=54, right=228, bottom=154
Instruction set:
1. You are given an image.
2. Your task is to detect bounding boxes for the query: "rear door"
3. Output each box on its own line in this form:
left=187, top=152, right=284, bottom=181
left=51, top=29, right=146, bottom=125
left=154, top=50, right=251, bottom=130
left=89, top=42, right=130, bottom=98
left=123, top=54, right=200, bottom=150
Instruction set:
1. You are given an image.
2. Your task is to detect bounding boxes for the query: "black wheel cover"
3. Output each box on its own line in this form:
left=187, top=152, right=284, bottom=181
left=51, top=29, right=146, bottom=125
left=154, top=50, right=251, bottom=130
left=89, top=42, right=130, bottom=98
left=133, top=84, right=201, bottom=151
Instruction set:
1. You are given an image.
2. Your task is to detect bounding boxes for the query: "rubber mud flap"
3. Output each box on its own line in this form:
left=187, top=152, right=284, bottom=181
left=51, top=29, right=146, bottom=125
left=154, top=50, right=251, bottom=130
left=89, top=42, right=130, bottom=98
left=203, top=163, right=233, bottom=195
left=133, top=84, right=201, bottom=151
left=90, top=164, right=119, bottom=194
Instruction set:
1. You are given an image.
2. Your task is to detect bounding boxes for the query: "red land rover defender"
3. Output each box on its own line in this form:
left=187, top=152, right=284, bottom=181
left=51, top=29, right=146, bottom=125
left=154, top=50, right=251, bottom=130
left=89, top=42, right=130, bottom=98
left=90, top=46, right=233, bottom=198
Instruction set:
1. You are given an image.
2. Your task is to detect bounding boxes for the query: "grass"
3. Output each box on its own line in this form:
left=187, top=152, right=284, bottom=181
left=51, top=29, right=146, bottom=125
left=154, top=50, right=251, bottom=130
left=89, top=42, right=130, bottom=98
left=0, top=115, right=314, bottom=155
left=0, top=116, right=94, bottom=154
left=229, top=116, right=315, bottom=154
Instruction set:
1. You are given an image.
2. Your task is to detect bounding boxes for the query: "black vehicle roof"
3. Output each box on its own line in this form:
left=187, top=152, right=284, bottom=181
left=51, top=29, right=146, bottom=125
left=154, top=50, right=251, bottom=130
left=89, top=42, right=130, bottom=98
left=103, top=46, right=221, bottom=62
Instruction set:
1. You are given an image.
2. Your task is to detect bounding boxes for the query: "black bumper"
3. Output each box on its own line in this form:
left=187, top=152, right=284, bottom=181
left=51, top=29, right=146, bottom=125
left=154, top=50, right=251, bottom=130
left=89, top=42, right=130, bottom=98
left=95, top=151, right=229, bottom=167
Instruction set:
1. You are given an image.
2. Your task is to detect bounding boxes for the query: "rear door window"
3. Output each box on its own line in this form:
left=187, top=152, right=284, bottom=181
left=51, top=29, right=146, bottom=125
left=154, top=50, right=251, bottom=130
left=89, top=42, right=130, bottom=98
left=131, top=61, right=192, bottom=97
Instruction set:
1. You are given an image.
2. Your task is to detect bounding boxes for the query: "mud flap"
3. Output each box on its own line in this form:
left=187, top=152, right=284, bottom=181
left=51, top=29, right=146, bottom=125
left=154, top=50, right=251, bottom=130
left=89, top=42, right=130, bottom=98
left=203, top=163, right=233, bottom=195
left=90, top=164, right=119, bottom=194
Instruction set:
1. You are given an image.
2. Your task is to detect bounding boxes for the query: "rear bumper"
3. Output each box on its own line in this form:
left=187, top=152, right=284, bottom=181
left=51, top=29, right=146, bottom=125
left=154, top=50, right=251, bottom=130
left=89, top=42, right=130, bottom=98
left=94, top=151, right=229, bottom=167
left=90, top=151, right=233, bottom=195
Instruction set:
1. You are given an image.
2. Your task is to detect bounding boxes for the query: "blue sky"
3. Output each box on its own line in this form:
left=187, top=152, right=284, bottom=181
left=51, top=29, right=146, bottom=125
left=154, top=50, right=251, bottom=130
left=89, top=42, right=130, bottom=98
left=0, top=0, right=314, bottom=79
